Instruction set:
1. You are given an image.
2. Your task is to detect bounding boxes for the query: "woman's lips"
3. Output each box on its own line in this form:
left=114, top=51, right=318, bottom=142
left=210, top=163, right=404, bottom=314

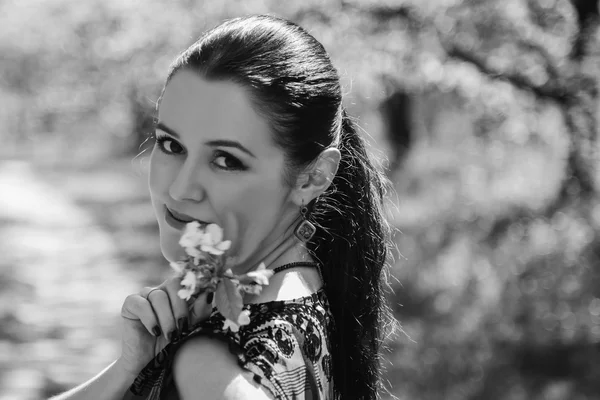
left=164, top=206, right=208, bottom=230
left=167, top=207, right=194, bottom=222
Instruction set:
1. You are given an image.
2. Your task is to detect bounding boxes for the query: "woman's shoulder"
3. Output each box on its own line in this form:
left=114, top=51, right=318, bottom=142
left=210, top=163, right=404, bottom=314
left=175, top=289, right=334, bottom=399
left=172, top=336, right=273, bottom=400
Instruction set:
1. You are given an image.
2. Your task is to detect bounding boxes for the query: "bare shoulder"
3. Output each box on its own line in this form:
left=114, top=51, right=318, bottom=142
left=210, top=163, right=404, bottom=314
left=173, top=336, right=274, bottom=400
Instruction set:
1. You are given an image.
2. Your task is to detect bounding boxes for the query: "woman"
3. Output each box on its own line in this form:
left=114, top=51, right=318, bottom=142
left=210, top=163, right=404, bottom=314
left=52, top=15, right=394, bottom=400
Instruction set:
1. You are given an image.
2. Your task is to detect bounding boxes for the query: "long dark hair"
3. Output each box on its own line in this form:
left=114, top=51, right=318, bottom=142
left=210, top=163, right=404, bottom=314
left=165, top=15, right=395, bottom=399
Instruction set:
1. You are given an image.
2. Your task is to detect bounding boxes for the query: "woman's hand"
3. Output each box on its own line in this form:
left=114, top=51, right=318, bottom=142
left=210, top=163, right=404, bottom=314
left=117, top=276, right=213, bottom=377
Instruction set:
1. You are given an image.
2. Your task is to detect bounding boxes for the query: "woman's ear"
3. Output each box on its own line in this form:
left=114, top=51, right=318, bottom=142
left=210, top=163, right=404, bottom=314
left=291, top=148, right=341, bottom=207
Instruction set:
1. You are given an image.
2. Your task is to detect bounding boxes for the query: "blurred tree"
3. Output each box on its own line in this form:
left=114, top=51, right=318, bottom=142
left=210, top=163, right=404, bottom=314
left=380, top=87, right=414, bottom=172
left=570, top=0, right=599, bottom=59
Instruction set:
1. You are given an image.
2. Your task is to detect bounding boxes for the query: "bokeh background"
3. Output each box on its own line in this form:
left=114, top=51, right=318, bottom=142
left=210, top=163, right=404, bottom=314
left=1, top=0, right=600, bottom=399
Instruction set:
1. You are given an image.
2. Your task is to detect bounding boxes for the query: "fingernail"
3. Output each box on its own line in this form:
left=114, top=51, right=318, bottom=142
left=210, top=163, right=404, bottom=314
left=169, top=330, right=178, bottom=342
left=206, top=292, right=214, bottom=304
left=178, top=317, right=189, bottom=333
left=152, top=326, right=162, bottom=337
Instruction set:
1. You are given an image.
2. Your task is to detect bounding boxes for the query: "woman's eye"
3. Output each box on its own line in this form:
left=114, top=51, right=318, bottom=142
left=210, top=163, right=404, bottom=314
left=156, top=136, right=184, bottom=155
left=213, top=151, right=246, bottom=171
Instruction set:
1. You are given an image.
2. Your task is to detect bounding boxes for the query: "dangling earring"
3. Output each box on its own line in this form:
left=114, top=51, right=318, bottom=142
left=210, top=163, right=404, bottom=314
left=294, top=199, right=316, bottom=243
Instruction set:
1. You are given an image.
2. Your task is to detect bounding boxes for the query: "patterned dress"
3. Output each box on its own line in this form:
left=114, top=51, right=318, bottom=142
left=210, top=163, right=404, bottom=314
left=123, top=289, right=334, bottom=400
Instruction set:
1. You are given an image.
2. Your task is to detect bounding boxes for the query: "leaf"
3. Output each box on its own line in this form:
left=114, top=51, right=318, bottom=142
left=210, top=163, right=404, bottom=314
left=214, top=278, right=244, bottom=323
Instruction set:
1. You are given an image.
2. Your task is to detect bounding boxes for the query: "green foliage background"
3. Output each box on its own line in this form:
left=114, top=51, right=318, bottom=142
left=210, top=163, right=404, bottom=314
left=1, top=0, right=600, bottom=399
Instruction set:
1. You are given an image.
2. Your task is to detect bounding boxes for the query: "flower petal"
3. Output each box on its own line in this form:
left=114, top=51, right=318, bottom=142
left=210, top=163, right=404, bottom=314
left=177, top=288, right=194, bottom=301
left=237, top=310, right=251, bottom=326
left=185, top=221, right=201, bottom=232
left=206, top=224, right=223, bottom=244
left=185, top=246, right=202, bottom=259
left=201, top=245, right=224, bottom=255
left=180, top=228, right=207, bottom=249
left=246, top=269, right=274, bottom=286
left=216, top=240, right=231, bottom=251
left=223, top=318, right=239, bottom=333
left=181, top=271, right=197, bottom=290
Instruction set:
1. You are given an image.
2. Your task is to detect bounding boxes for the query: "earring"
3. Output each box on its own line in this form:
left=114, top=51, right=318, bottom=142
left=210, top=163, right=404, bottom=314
left=294, top=199, right=316, bottom=243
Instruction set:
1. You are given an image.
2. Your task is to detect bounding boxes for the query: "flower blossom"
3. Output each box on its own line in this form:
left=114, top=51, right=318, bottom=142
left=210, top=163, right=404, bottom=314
left=199, top=224, right=232, bottom=255
left=245, top=263, right=272, bottom=285
left=179, top=221, right=205, bottom=248
left=177, top=271, right=197, bottom=301
left=223, top=318, right=239, bottom=333
left=174, top=221, right=271, bottom=329
left=222, top=310, right=252, bottom=333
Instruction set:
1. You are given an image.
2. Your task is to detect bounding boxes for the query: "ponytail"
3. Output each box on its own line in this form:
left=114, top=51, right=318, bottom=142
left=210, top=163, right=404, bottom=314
left=309, top=109, right=394, bottom=399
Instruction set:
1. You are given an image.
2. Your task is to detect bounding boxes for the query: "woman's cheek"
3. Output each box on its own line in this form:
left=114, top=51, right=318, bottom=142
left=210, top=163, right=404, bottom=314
left=148, top=152, right=165, bottom=194
left=150, top=155, right=180, bottom=199
left=219, top=208, right=250, bottom=259
left=217, top=189, right=265, bottom=261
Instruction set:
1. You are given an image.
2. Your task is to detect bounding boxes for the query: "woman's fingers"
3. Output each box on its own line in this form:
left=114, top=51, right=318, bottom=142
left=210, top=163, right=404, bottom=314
left=131, top=275, right=214, bottom=343
left=146, top=289, right=177, bottom=342
left=163, top=278, right=191, bottom=333
left=189, top=290, right=214, bottom=326
left=121, top=294, right=161, bottom=337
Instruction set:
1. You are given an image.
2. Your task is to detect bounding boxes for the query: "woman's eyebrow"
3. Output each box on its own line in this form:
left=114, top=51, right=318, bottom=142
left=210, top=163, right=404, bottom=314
left=205, top=140, right=256, bottom=158
left=156, top=121, right=180, bottom=138
left=156, top=121, right=256, bottom=158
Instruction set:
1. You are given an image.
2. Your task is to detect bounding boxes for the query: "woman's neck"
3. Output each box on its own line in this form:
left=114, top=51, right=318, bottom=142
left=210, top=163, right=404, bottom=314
left=241, top=241, right=322, bottom=304
left=231, top=213, right=314, bottom=275
left=231, top=235, right=314, bottom=275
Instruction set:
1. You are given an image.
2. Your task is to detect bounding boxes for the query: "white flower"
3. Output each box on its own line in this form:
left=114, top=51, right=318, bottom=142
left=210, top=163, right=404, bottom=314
left=237, top=310, right=251, bottom=326
left=246, top=263, right=273, bottom=285
left=185, top=246, right=202, bottom=260
left=206, top=224, right=223, bottom=242
left=223, top=318, right=240, bottom=333
left=199, top=224, right=231, bottom=255
left=181, top=271, right=197, bottom=290
left=223, top=311, right=250, bottom=332
left=177, top=271, right=198, bottom=300
left=207, top=240, right=232, bottom=255
left=179, top=221, right=204, bottom=248
left=180, top=222, right=232, bottom=256
left=177, top=287, right=195, bottom=301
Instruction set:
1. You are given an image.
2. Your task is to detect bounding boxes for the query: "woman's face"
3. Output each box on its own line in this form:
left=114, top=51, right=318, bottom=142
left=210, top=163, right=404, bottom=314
left=148, top=69, right=297, bottom=264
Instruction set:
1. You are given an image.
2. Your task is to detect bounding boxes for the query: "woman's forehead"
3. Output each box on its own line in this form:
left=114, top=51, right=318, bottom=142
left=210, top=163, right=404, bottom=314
left=158, top=70, right=274, bottom=150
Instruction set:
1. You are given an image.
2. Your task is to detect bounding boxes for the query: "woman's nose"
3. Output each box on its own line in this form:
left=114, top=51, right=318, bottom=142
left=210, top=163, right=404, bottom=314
left=168, top=162, right=205, bottom=203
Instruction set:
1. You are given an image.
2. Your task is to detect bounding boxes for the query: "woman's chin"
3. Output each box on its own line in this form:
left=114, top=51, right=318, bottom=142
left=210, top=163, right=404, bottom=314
left=159, top=233, right=186, bottom=262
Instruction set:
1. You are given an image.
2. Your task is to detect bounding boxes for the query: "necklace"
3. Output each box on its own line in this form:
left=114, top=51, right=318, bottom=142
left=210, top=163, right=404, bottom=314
left=272, top=261, right=321, bottom=275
